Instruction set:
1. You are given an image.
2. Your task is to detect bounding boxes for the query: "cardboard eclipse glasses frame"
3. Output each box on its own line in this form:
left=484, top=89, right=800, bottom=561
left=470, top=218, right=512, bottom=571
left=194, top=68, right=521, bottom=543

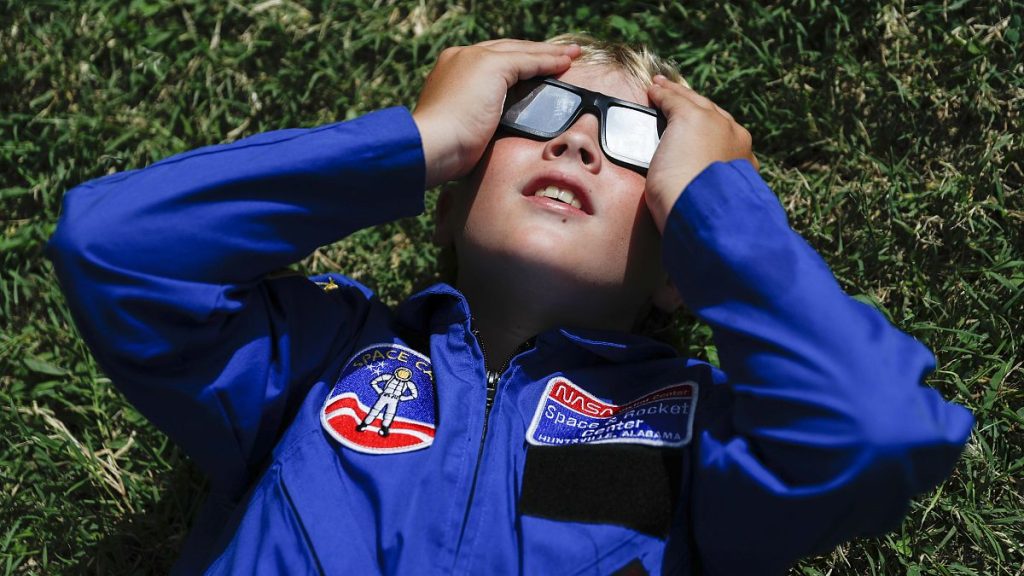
left=499, top=77, right=666, bottom=173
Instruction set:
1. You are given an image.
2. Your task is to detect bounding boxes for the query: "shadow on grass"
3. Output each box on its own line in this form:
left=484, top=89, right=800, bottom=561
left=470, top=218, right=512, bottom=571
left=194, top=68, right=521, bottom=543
left=74, top=459, right=206, bottom=575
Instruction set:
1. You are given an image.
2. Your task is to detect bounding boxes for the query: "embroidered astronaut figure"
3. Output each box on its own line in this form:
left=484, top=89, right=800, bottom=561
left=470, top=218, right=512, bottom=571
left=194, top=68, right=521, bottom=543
left=356, top=366, right=419, bottom=437
left=322, top=343, right=436, bottom=454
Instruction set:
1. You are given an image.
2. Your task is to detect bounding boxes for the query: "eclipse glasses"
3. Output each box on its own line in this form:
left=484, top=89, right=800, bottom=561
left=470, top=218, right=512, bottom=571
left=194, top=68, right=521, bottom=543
left=499, top=77, right=666, bottom=173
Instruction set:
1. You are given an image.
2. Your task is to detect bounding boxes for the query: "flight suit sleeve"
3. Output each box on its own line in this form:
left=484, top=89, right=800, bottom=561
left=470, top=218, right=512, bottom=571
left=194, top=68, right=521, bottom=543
left=47, top=107, right=426, bottom=492
left=660, top=160, right=974, bottom=575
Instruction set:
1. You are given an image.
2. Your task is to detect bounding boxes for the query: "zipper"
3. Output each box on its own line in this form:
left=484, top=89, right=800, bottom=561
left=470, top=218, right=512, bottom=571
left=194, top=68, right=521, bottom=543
left=485, top=369, right=500, bottom=412
left=472, top=330, right=525, bottom=451
left=454, top=329, right=531, bottom=563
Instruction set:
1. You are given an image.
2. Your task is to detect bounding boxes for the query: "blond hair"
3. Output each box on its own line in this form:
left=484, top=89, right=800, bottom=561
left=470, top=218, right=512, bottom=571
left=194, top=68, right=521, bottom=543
left=546, top=33, right=689, bottom=90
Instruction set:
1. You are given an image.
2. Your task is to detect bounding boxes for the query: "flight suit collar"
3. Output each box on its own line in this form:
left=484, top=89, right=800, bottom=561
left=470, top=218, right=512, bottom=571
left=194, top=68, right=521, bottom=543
left=542, top=328, right=678, bottom=363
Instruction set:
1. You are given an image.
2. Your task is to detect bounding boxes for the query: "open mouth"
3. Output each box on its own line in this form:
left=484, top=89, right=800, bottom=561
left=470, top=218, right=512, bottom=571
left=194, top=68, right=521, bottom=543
left=523, top=175, right=592, bottom=215
left=533, top=185, right=583, bottom=210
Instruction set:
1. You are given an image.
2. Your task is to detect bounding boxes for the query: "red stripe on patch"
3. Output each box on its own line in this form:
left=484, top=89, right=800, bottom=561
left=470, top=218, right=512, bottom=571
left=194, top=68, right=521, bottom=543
left=323, top=395, right=435, bottom=450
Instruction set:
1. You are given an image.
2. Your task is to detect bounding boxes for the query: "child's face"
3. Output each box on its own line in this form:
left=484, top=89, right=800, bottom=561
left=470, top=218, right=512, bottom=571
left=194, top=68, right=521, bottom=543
left=440, top=64, right=665, bottom=328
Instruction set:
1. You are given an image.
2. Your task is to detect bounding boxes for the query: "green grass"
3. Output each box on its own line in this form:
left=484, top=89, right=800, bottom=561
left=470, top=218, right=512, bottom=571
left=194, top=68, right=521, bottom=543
left=1, top=0, right=1021, bottom=573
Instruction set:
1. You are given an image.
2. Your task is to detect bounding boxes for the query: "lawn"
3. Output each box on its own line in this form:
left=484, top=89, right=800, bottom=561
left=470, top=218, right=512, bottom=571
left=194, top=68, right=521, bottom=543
left=1, top=0, right=1021, bottom=573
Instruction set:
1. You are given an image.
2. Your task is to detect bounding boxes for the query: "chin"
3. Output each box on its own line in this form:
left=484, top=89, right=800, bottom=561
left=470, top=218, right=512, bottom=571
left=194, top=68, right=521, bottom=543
left=490, top=228, right=621, bottom=285
left=467, top=244, right=640, bottom=315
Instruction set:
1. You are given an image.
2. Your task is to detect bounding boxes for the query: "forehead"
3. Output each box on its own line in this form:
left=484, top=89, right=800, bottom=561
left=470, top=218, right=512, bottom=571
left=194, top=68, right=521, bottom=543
left=554, top=64, right=650, bottom=108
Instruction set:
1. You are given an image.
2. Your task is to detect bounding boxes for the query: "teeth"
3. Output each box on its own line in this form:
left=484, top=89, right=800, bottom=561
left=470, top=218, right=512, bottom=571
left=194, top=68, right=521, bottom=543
left=534, top=185, right=583, bottom=210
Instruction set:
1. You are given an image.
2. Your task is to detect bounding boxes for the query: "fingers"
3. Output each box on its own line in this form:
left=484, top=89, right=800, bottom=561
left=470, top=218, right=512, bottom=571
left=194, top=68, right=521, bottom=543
left=478, top=39, right=579, bottom=83
left=650, top=75, right=726, bottom=116
left=439, top=39, right=579, bottom=86
left=645, top=72, right=761, bottom=195
left=478, top=38, right=580, bottom=56
left=413, top=39, right=582, bottom=186
left=501, top=50, right=575, bottom=84
left=649, top=75, right=753, bottom=149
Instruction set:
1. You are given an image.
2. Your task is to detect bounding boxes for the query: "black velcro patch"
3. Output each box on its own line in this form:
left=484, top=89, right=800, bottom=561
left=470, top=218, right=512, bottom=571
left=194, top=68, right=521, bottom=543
left=519, top=444, right=682, bottom=537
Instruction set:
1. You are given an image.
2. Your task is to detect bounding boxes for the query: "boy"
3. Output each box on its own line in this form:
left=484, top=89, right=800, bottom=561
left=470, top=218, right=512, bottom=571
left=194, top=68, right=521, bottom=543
left=49, top=35, right=973, bottom=575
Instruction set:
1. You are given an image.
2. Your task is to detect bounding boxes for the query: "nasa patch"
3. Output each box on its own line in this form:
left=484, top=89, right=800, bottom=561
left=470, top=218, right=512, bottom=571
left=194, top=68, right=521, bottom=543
left=321, top=343, right=436, bottom=454
left=526, top=377, right=698, bottom=448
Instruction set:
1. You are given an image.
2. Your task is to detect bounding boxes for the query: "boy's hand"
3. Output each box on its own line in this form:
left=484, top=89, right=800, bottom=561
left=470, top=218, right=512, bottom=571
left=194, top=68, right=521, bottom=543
left=413, top=39, right=580, bottom=188
left=645, top=75, right=760, bottom=232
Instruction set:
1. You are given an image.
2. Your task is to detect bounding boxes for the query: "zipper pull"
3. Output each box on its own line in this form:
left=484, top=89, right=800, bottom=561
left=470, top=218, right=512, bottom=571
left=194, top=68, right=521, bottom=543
left=485, top=370, right=500, bottom=411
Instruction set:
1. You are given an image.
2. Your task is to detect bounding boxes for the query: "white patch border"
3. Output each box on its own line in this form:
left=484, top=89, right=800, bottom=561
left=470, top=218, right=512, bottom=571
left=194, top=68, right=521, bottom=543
left=320, top=342, right=435, bottom=455
left=525, top=377, right=699, bottom=448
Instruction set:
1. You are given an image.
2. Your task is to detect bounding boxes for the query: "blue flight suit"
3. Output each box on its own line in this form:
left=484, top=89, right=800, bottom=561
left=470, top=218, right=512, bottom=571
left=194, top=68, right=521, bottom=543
left=48, top=107, right=974, bottom=575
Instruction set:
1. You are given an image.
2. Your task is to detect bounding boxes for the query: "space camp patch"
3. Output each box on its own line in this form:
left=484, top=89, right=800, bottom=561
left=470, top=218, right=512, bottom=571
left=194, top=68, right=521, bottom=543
left=526, top=377, right=698, bottom=448
left=320, top=343, right=436, bottom=455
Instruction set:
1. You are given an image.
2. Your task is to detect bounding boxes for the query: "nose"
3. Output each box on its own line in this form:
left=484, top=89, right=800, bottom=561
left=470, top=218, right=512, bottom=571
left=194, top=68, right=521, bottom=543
left=542, top=113, right=602, bottom=173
